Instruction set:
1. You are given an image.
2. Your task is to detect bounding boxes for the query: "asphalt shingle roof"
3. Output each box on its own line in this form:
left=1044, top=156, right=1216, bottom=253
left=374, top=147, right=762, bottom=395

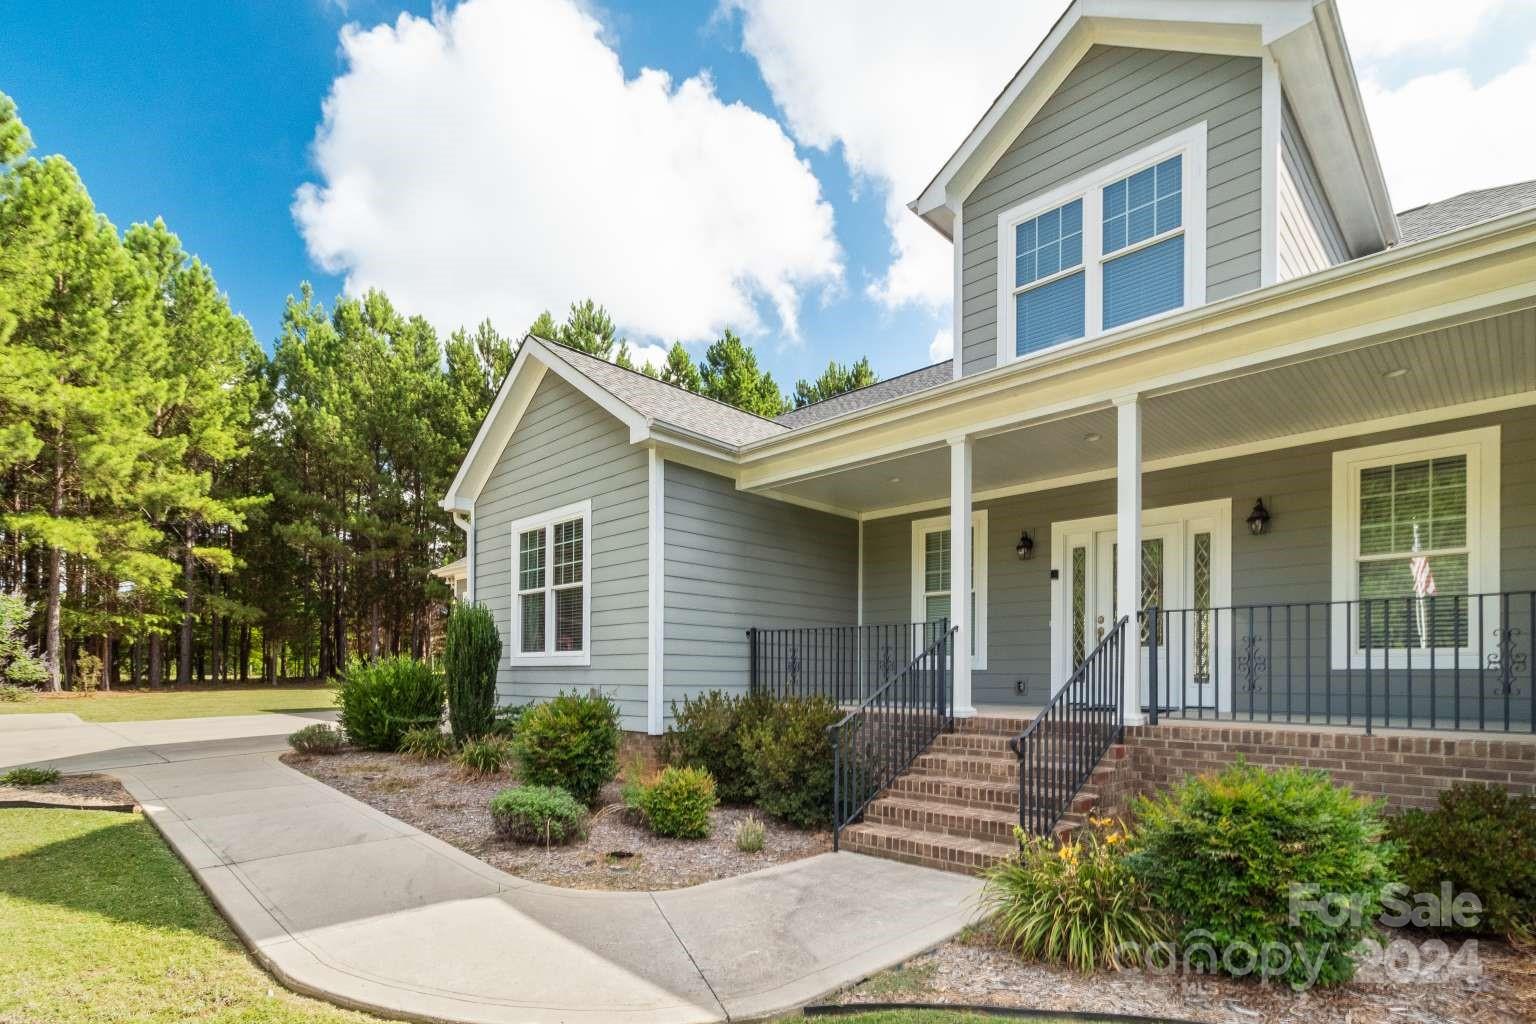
left=539, top=341, right=789, bottom=447
left=774, top=361, right=954, bottom=429
left=1396, top=180, right=1536, bottom=245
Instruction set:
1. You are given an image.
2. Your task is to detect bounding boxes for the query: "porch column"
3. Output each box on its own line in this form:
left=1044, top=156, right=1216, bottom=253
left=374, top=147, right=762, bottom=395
left=949, top=434, right=975, bottom=718
left=1114, top=395, right=1146, bottom=725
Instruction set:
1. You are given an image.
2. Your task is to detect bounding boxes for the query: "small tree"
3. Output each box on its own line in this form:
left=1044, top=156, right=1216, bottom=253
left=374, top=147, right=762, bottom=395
left=0, top=591, right=46, bottom=688
left=443, top=603, right=501, bottom=742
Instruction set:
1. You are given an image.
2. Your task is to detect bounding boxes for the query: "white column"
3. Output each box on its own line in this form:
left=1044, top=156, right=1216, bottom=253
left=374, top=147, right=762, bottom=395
left=1115, top=396, right=1145, bottom=725
left=949, top=435, right=975, bottom=718
left=647, top=449, right=665, bottom=736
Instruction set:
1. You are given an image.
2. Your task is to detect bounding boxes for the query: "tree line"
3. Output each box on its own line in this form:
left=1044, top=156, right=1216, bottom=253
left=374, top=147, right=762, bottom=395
left=0, top=92, right=878, bottom=691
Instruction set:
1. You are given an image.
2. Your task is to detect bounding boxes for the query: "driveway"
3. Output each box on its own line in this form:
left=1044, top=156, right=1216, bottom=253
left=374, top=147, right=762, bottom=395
left=0, top=709, right=337, bottom=773
left=3, top=714, right=981, bottom=1023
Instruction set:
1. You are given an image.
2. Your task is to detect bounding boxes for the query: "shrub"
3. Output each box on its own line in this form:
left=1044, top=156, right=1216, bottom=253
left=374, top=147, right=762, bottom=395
left=336, top=656, right=444, bottom=751
left=399, top=725, right=456, bottom=761
left=627, top=765, right=717, bottom=839
left=660, top=689, right=772, bottom=805
left=73, top=652, right=102, bottom=694
left=455, top=736, right=513, bottom=776
left=443, top=603, right=501, bottom=742
left=1387, top=784, right=1536, bottom=943
left=739, top=695, right=841, bottom=829
left=513, top=690, right=620, bottom=806
left=489, top=785, right=587, bottom=845
left=1131, top=761, right=1396, bottom=987
left=0, top=683, right=37, bottom=703
left=984, top=820, right=1167, bottom=973
left=288, top=723, right=344, bottom=755
left=488, top=703, right=527, bottom=740
left=1, top=766, right=60, bottom=786
left=734, top=815, right=766, bottom=853
left=0, top=591, right=46, bottom=689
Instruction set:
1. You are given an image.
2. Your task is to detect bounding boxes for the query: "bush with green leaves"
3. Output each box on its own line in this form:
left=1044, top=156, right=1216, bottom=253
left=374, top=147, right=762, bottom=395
left=626, top=765, right=717, bottom=839
left=489, top=785, right=587, bottom=845
left=287, top=723, right=344, bottom=755
left=455, top=736, right=513, bottom=776
left=513, top=690, right=620, bottom=805
left=738, top=695, right=840, bottom=829
left=399, top=725, right=456, bottom=761
left=0, top=591, right=46, bottom=690
left=1387, top=783, right=1536, bottom=943
left=1, top=766, right=60, bottom=786
left=0, top=683, right=36, bottom=703
left=443, top=603, right=501, bottom=742
left=1131, top=761, right=1396, bottom=988
left=659, top=689, right=772, bottom=805
left=335, top=656, right=444, bottom=752
left=984, top=820, right=1167, bottom=973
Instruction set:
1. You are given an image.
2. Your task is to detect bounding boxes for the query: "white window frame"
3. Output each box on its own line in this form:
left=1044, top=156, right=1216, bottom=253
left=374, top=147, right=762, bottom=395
left=1329, top=427, right=1500, bottom=670
left=910, top=510, right=988, bottom=670
left=995, top=122, right=1208, bottom=368
left=509, top=499, right=592, bottom=667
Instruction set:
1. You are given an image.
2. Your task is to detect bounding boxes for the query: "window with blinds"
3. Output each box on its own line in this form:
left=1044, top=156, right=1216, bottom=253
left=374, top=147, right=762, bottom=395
left=1357, top=455, right=1469, bottom=647
left=1102, top=155, right=1185, bottom=330
left=1012, top=199, right=1086, bottom=356
left=512, top=502, right=590, bottom=663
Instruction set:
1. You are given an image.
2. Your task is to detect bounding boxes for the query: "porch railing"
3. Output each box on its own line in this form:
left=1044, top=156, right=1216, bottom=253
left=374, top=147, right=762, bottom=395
left=748, top=621, right=944, bottom=703
left=1009, top=616, right=1127, bottom=838
left=827, top=623, right=954, bottom=850
left=1144, top=591, right=1535, bottom=733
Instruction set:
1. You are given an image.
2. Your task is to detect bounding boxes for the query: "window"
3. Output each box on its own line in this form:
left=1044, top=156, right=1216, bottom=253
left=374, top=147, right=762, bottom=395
left=911, top=511, right=988, bottom=667
left=997, top=124, right=1206, bottom=365
left=511, top=500, right=591, bottom=665
left=1330, top=428, right=1500, bottom=667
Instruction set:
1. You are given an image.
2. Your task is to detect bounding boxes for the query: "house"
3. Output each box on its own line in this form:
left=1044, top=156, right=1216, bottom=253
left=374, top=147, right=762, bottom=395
left=443, top=0, right=1536, bottom=870
left=431, top=557, right=469, bottom=602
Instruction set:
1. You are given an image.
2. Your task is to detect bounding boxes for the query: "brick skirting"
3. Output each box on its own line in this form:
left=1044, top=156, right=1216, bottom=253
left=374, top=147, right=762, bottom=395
left=1110, top=721, right=1536, bottom=813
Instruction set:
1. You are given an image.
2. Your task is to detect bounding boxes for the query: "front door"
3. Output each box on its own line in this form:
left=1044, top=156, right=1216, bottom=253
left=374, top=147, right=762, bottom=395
left=1053, top=501, right=1232, bottom=713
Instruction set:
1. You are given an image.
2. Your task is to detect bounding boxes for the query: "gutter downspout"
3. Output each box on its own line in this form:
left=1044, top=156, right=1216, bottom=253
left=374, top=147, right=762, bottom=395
left=452, top=508, right=475, bottom=603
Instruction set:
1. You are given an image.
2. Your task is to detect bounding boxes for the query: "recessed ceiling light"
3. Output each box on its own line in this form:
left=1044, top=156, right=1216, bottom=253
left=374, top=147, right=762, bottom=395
left=1383, top=367, right=1409, bottom=379
left=1083, top=432, right=1101, bottom=443
left=888, top=476, right=902, bottom=484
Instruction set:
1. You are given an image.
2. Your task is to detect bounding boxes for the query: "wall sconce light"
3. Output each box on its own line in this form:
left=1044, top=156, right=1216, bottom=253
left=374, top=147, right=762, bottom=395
left=1246, top=497, right=1272, bottom=536
left=1016, top=530, right=1035, bottom=560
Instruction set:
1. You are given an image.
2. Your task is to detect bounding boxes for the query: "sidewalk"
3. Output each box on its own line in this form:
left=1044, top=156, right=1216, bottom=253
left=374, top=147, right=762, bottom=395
left=63, top=733, right=982, bottom=1023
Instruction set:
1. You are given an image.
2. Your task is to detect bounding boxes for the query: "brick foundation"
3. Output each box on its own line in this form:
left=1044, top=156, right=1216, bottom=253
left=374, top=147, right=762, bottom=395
left=1114, top=720, right=1536, bottom=812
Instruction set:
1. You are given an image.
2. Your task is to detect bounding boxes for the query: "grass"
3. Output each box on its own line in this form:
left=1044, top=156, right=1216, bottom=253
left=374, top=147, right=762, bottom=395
left=0, top=685, right=337, bottom=722
left=0, top=807, right=382, bottom=1023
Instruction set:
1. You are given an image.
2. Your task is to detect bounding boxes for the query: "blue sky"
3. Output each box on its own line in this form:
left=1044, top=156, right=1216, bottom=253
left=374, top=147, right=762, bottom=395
left=3, top=1, right=1533, bottom=389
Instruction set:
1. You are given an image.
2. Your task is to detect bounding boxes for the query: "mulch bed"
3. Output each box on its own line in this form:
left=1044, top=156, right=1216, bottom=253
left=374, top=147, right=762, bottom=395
left=282, top=749, right=830, bottom=891
left=834, top=927, right=1536, bottom=1024
left=0, top=773, right=137, bottom=812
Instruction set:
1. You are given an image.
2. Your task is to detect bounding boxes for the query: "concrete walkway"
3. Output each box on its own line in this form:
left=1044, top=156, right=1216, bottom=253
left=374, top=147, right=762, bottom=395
left=0, top=709, right=337, bottom=773
left=4, top=715, right=981, bottom=1023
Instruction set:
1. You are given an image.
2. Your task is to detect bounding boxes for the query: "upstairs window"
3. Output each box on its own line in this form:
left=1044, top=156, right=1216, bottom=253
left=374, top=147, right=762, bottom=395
left=996, top=124, right=1206, bottom=365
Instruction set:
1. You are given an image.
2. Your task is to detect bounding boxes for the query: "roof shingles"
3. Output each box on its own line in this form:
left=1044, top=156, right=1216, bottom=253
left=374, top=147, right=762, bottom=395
left=1396, top=180, right=1536, bottom=245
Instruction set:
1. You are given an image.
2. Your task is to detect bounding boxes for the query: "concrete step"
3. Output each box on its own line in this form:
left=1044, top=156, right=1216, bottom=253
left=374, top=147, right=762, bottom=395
left=840, top=820, right=1016, bottom=875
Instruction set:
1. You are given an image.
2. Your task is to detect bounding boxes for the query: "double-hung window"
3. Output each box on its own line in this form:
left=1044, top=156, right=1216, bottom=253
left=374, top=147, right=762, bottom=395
left=511, top=500, right=591, bottom=666
left=997, top=123, right=1206, bottom=364
left=1330, top=428, right=1500, bottom=667
left=911, top=511, right=988, bottom=667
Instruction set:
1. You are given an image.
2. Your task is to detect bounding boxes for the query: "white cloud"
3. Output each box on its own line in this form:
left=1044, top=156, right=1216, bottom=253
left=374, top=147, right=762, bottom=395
left=626, top=342, right=670, bottom=373
left=927, top=328, right=953, bottom=363
left=1338, top=0, right=1512, bottom=60
left=295, top=0, right=841, bottom=344
left=726, top=1, right=1064, bottom=311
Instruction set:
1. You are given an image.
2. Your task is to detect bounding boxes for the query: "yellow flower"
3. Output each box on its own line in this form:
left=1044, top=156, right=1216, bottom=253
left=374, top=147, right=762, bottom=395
left=1105, top=831, right=1123, bottom=845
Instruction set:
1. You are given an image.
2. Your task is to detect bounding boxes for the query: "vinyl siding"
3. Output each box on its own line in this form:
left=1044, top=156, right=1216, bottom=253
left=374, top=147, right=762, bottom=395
left=663, top=462, right=857, bottom=709
left=960, top=45, right=1263, bottom=377
left=1277, top=98, right=1348, bottom=280
left=473, top=374, right=651, bottom=730
left=861, top=408, right=1536, bottom=707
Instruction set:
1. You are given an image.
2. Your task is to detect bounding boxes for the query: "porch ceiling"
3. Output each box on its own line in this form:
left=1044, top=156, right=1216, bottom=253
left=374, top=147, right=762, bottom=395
left=769, top=306, right=1536, bottom=516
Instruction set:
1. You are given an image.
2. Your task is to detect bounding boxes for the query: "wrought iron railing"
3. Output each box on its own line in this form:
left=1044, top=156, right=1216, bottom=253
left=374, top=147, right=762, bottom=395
left=826, top=623, right=954, bottom=849
left=748, top=620, right=945, bottom=702
left=1009, top=616, right=1127, bottom=839
left=1144, top=591, right=1535, bottom=733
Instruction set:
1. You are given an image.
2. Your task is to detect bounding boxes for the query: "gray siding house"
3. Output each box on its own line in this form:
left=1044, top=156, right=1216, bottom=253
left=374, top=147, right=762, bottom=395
left=444, top=0, right=1535, bottom=864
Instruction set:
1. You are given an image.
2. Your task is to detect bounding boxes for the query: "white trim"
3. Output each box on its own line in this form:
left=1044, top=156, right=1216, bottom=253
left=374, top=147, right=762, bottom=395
left=951, top=200, right=964, bottom=381
left=508, top=499, right=593, bottom=668
left=910, top=509, right=989, bottom=671
left=1260, top=52, right=1281, bottom=287
left=854, top=391, right=1536, bottom=523
left=443, top=353, right=546, bottom=508
left=1329, top=426, right=1500, bottom=669
left=995, top=123, right=1208, bottom=369
left=857, top=517, right=865, bottom=626
left=646, top=451, right=665, bottom=735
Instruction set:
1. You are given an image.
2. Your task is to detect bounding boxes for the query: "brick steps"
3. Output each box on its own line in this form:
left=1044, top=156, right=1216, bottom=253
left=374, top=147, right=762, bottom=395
left=840, top=820, right=1017, bottom=874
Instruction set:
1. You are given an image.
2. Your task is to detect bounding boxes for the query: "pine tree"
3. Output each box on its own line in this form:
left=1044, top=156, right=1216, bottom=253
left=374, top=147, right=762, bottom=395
left=699, top=329, right=788, bottom=417
left=792, top=357, right=878, bottom=408
left=658, top=342, right=702, bottom=391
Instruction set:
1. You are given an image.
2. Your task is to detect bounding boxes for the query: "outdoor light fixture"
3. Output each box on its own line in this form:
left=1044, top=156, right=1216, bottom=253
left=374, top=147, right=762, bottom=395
left=1246, top=497, right=1272, bottom=536
left=1016, top=530, right=1035, bottom=560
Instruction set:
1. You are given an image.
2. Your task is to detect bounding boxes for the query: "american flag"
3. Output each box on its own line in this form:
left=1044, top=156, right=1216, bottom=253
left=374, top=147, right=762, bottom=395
left=1410, top=524, right=1437, bottom=598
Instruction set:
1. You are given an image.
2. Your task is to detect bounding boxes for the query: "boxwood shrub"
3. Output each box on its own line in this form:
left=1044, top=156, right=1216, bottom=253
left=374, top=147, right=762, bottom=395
left=336, top=656, right=444, bottom=752
left=288, top=723, right=344, bottom=755
left=1131, top=760, right=1396, bottom=987
left=513, top=690, right=620, bottom=805
left=489, top=785, right=587, bottom=845
left=739, top=695, right=841, bottom=829
left=659, top=689, right=772, bottom=805
left=628, top=765, right=718, bottom=839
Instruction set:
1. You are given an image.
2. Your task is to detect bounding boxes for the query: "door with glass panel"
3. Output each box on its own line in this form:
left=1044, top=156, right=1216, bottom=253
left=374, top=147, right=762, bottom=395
left=1090, top=525, right=1182, bottom=709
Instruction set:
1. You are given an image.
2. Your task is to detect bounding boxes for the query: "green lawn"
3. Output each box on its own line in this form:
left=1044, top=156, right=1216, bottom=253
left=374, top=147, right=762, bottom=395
left=0, top=807, right=378, bottom=1023
left=0, top=685, right=336, bottom=722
